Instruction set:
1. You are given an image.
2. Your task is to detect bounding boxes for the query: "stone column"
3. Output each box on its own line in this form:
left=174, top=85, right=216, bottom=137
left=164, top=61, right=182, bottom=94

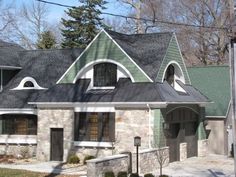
left=179, top=142, right=187, bottom=161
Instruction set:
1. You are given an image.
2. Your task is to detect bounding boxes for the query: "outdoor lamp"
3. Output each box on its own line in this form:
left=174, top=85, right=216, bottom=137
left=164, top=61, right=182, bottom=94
left=134, top=136, right=141, bottom=175
left=134, top=136, right=141, bottom=146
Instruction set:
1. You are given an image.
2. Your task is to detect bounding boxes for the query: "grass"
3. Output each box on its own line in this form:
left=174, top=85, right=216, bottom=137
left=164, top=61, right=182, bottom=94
left=0, top=168, right=78, bottom=177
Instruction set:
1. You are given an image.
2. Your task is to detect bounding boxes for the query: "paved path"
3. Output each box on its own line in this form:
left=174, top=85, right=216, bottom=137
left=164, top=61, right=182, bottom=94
left=0, top=155, right=234, bottom=176
left=0, top=161, right=87, bottom=176
left=157, top=154, right=234, bottom=177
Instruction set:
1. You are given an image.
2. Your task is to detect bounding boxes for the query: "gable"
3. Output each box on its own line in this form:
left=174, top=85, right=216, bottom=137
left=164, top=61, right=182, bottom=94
left=188, top=66, right=230, bottom=117
left=156, top=35, right=191, bottom=84
left=58, top=30, right=152, bottom=84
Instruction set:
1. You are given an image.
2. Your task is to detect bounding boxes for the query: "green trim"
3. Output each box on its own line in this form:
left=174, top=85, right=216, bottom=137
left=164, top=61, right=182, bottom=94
left=58, top=31, right=151, bottom=83
left=153, top=109, right=166, bottom=147
left=197, top=107, right=206, bottom=140
left=156, top=35, right=191, bottom=84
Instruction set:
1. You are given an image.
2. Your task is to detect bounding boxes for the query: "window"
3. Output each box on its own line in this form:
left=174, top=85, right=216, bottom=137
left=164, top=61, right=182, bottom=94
left=74, top=112, right=115, bottom=142
left=94, top=63, right=117, bottom=87
left=165, top=65, right=175, bottom=86
left=0, top=115, right=37, bottom=135
left=23, top=81, right=34, bottom=88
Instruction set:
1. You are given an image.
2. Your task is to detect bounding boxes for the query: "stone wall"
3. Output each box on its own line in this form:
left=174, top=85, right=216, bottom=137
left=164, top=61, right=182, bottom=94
left=87, top=154, right=129, bottom=177
left=0, top=144, right=36, bottom=158
left=206, top=119, right=226, bottom=155
left=198, top=139, right=208, bottom=157
left=115, top=109, right=150, bottom=153
left=180, top=142, right=187, bottom=161
left=132, top=147, right=169, bottom=174
left=37, top=108, right=74, bottom=161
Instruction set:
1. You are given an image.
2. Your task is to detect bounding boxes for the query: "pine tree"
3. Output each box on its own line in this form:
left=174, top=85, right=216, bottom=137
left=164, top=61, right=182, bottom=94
left=61, top=0, right=106, bottom=48
left=37, top=31, right=56, bottom=49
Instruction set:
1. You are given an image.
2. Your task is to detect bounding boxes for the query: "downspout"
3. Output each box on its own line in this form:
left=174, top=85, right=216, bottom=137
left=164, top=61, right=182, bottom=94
left=147, top=104, right=152, bottom=148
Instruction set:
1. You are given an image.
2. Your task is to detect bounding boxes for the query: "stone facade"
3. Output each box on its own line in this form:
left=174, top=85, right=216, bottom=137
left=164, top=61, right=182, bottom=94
left=179, top=142, right=187, bottom=161
left=87, top=154, right=129, bottom=177
left=115, top=109, right=151, bottom=153
left=0, top=144, right=36, bottom=158
left=37, top=108, right=74, bottom=161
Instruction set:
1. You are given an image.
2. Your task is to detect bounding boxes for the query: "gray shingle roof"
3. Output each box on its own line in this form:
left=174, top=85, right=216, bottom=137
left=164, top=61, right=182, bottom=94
left=0, top=48, right=84, bottom=108
left=106, top=30, right=173, bottom=81
left=30, top=79, right=208, bottom=104
left=0, top=40, right=25, bottom=67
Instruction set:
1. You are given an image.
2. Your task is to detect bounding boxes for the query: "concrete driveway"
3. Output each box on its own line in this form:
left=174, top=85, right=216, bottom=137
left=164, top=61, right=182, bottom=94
left=158, top=154, right=234, bottom=177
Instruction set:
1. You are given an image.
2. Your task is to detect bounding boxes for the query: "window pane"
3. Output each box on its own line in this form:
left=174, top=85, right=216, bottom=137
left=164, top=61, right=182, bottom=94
left=100, top=113, right=110, bottom=142
left=89, top=113, right=99, bottom=141
left=15, top=118, right=27, bottom=135
left=94, top=63, right=117, bottom=87
left=75, top=112, right=115, bottom=142
left=0, top=115, right=37, bottom=135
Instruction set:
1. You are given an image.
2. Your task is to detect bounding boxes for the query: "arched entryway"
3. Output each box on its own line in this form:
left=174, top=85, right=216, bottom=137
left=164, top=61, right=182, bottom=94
left=165, top=107, right=199, bottom=162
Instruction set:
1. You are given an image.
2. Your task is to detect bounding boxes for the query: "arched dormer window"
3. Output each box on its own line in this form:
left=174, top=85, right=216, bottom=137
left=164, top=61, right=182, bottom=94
left=165, top=65, right=175, bottom=86
left=163, top=62, right=186, bottom=93
left=93, top=63, right=117, bottom=87
left=11, top=77, right=46, bottom=90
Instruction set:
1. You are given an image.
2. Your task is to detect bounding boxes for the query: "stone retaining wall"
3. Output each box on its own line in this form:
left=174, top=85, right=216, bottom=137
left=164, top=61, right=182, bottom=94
left=87, top=154, right=129, bottom=177
left=86, top=148, right=169, bottom=177
left=132, top=147, right=169, bottom=174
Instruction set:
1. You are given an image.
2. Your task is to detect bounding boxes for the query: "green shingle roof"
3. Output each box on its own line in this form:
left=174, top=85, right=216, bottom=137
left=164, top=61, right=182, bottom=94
left=188, top=66, right=230, bottom=118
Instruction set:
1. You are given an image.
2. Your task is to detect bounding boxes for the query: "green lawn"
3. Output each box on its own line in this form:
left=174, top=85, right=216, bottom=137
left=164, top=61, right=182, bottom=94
left=0, top=168, right=78, bottom=177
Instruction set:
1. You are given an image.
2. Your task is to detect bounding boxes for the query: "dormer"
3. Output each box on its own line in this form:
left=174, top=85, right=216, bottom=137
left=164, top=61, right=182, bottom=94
left=12, top=77, right=46, bottom=90
left=163, top=62, right=186, bottom=93
left=73, top=60, right=134, bottom=90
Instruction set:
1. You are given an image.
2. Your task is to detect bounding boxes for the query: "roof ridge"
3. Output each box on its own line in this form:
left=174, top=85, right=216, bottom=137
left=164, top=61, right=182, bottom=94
left=18, top=47, right=84, bottom=53
left=105, top=29, right=173, bottom=37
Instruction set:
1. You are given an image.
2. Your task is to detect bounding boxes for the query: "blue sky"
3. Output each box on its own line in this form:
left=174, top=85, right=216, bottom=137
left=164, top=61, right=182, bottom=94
left=5, top=0, right=130, bottom=23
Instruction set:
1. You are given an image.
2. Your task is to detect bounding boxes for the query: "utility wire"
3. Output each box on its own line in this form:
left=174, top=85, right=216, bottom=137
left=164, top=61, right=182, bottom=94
left=35, top=0, right=229, bottom=31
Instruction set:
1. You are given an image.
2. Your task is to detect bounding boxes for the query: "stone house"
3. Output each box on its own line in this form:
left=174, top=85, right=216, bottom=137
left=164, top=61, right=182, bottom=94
left=0, top=29, right=209, bottom=162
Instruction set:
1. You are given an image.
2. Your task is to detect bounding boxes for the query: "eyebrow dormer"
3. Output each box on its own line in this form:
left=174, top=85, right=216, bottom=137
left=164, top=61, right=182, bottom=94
left=12, top=77, right=46, bottom=90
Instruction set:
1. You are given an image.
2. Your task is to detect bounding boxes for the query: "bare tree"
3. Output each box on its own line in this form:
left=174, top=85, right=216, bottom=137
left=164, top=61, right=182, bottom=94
left=0, top=1, right=15, bottom=36
left=7, top=1, right=50, bottom=49
left=118, top=0, right=229, bottom=65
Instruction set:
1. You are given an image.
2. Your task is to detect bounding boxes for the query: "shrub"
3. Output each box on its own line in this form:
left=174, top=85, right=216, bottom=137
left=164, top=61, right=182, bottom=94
left=104, top=171, right=115, bottom=177
left=117, top=171, right=128, bottom=177
left=144, top=173, right=155, bottom=177
left=129, top=173, right=139, bottom=177
left=83, top=155, right=95, bottom=164
left=68, top=154, right=80, bottom=164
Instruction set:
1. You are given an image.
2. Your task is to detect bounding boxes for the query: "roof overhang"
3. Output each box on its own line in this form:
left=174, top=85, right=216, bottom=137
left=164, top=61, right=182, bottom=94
left=0, top=66, right=22, bottom=70
left=28, top=102, right=168, bottom=109
left=0, top=108, right=37, bottom=115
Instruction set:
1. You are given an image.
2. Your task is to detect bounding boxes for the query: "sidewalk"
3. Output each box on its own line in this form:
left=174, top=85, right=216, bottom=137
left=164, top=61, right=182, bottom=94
left=0, top=161, right=87, bottom=176
left=157, top=154, right=234, bottom=177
